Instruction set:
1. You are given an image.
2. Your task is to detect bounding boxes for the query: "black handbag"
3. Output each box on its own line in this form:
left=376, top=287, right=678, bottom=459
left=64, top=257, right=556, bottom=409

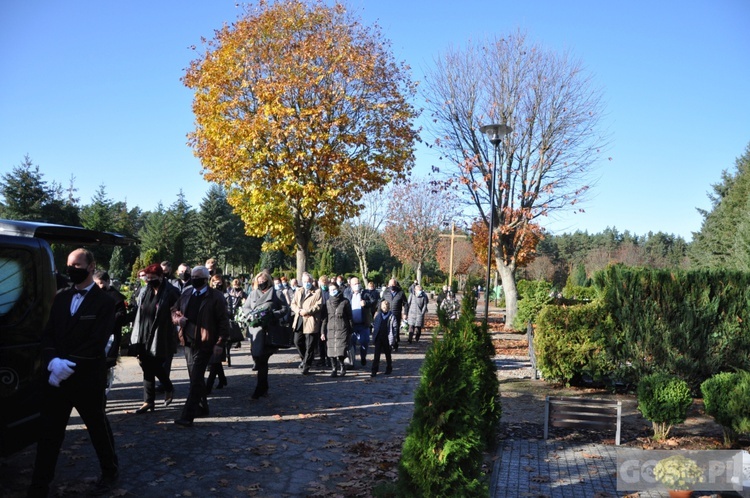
left=228, top=320, right=245, bottom=343
left=265, top=324, right=294, bottom=348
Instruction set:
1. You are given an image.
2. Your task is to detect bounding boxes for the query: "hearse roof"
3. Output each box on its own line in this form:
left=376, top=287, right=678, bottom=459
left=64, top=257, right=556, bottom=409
left=0, top=219, right=138, bottom=246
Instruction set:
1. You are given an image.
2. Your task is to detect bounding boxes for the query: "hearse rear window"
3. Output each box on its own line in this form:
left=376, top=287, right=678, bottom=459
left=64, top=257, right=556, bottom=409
left=0, top=249, right=35, bottom=327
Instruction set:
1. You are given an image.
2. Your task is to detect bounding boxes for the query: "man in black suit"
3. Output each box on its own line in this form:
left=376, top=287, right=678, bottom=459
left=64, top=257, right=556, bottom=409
left=28, top=248, right=119, bottom=498
left=171, top=265, right=230, bottom=427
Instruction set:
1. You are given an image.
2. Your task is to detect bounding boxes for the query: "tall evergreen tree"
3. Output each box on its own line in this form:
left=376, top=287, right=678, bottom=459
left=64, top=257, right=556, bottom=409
left=138, top=204, right=172, bottom=263
left=0, top=156, right=81, bottom=226
left=80, top=184, right=118, bottom=268
left=197, top=185, right=234, bottom=266
left=108, top=246, right=128, bottom=282
left=690, top=142, right=750, bottom=269
left=166, top=191, right=196, bottom=267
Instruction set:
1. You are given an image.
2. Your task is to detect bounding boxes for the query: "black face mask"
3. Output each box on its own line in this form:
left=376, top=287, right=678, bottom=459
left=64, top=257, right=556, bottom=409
left=178, top=271, right=189, bottom=281
left=147, top=279, right=161, bottom=289
left=67, top=266, right=89, bottom=285
left=214, top=285, right=224, bottom=291
left=192, top=278, right=207, bottom=289
left=258, top=280, right=270, bottom=290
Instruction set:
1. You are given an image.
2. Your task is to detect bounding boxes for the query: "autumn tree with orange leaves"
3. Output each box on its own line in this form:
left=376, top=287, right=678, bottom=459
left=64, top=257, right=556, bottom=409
left=383, top=180, right=455, bottom=284
left=183, top=0, right=419, bottom=279
left=423, top=30, right=607, bottom=328
left=436, top=235, right=478, bottom=290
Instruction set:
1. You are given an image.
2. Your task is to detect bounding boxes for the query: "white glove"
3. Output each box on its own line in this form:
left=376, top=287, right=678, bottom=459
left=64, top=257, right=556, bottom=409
left=48, top=357, right=77, bottom=383
left=48, top=370, right=63, bottom=387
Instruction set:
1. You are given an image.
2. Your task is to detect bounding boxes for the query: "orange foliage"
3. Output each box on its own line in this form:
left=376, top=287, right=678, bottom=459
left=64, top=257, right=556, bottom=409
left=183, top=0, right=419, bottom=253
left=382, top=180, right=455, bottom=277
left=436, top=237, right=476, bottom=275
left=471, top=211, right=543, bottom=269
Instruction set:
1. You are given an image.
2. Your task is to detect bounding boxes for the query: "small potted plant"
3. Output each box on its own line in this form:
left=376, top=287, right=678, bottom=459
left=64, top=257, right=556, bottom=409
left=653, top=454, right=704, bottom=497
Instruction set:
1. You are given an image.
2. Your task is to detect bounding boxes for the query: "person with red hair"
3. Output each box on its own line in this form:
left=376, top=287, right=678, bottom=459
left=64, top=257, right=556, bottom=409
left=129, top=263, right=180, bottom=413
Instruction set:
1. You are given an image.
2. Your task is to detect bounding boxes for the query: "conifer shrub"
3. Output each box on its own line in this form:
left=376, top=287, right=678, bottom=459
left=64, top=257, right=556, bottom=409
left=513, top=279, right=553, bottom=329
left=436, top=304, right=449, bottom=328
left=561, top=284, right=598, bottom=301
left=728, top=371, right=750, bottom=435
left=637, top=373, right=692, bottom=440
left=397, top=292, right=499, bottom=497
left=700, top=370, right=750, bottom=447
left=594, top=265, right=750, bottom=390
left=533, top=301, right=615, bottom=385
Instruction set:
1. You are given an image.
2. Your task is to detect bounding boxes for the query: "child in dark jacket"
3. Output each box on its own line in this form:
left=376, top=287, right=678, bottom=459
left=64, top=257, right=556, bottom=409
left=370, top=300, right=398, bottom=377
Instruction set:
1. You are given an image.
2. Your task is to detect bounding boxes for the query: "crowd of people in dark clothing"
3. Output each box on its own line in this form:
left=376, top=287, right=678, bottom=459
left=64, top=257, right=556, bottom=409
left=26, top=246, right=455, bottom=497
left=121, top=261, right=436, bottom=411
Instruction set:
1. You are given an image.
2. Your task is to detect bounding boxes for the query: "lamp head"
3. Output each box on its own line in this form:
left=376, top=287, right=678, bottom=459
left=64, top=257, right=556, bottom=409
left=479, top=123, right=511, bottom=146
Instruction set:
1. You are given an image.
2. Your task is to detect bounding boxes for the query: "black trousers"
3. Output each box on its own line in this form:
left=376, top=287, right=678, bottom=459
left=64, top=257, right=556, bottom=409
left=315, top=331, right=327, bottom=362
left=30, top=371, right=118, bottom=496
left=181, top=344, right=211, bottom=421
left=295, top=332, right=316, bottom=367
left=371, top=334, right=392, bottom=374
left=138, top=353, right=173, bottom=403
left=206, top=361, right=226, bottom=390
left=408, top=325, right=423, bottom=342
left=253, top=354, right=270, bottom=397
left=294, top=331, right=305, bottom=360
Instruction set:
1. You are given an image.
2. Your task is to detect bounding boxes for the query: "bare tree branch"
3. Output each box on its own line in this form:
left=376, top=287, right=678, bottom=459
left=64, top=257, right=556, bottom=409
left=423, top=30, right=608, bottom=328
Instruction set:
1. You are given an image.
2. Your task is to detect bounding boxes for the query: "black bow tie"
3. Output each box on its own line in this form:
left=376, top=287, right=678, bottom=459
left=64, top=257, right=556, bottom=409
left=74, top=289, right=88, bottom=296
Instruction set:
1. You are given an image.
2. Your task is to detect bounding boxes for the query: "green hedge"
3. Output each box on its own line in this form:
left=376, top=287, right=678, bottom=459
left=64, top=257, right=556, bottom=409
left=561, top=284, right=598, bottom=301
left=398, top=292, right=499, bottom=497
left=513, top=279, right=553, bottom=329
left=595, top=266, right=750, bottom=391
left=534, top=301, right=615, bottom=385
left=531, top=266, right=750, bottom=391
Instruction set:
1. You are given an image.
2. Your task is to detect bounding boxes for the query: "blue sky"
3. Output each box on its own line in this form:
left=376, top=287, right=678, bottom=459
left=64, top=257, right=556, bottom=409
left=1, top=0, right=748, bottom=242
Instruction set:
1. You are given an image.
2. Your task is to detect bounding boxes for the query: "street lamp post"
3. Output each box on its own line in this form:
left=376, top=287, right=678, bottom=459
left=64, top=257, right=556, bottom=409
left=479, top=123, right=511, bottom=324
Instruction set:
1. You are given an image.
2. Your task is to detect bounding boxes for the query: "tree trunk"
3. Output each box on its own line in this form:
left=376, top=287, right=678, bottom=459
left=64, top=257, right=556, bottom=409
left=415, top=262, right=423, bottom=285
left=497, top=260, right=517, bottom=331
left=357, top=252, right=369, bottom=285
left=296, top=245, right=307, bottom=281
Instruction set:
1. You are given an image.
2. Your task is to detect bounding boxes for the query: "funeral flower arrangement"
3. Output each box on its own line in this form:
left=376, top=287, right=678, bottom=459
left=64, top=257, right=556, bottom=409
left=653, top=454, right=704, bottom=490
left=245, top=307, right=272, bottom=328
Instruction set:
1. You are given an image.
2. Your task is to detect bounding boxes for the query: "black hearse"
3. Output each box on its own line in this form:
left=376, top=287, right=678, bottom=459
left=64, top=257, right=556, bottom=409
left=0, top=219, right=137, bottom=455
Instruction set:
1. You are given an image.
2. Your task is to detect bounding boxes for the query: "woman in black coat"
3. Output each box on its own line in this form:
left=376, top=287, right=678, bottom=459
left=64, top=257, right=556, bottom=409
left=242, top=269, right=289, bottom=399
left=129, top=263, right=179, bottom=413
left=323, top=282, right=352, bottom=377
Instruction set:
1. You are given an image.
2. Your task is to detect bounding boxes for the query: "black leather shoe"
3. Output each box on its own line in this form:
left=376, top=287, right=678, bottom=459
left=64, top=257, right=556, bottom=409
left=174, top=418, right=193, bottom=427
left=135, top=402, right=155, bottom=414
left=251, top=388, right=268, bottom=400
left=89, top=470, right=119, bottom=496
left=385, top=366, right=392, bottom=375
left=217, top=379, right=227, bottom=389
left=301, top=368, right=310, bottom=375
left=164, top=391, right=174, bottom=407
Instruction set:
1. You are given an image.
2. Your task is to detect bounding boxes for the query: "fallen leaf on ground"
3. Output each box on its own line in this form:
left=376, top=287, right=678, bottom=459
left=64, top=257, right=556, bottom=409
left=531, top=475, right=551, bottom=483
